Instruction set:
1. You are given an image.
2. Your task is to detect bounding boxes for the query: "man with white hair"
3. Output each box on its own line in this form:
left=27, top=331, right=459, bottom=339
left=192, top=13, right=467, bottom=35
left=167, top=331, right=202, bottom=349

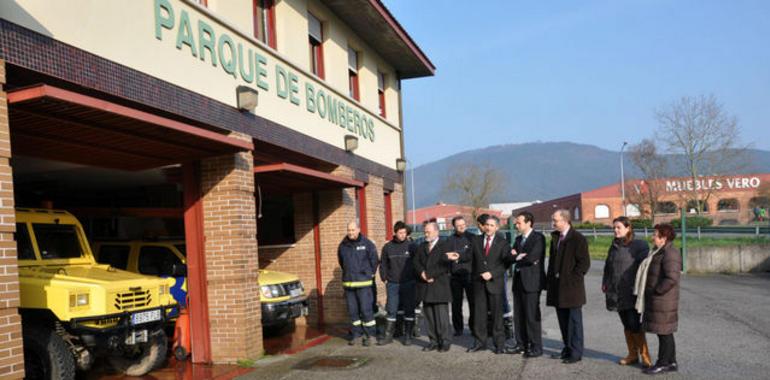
left=414, top=222, right=456, bottom=352
left=338, top=220, right=379, bottom=346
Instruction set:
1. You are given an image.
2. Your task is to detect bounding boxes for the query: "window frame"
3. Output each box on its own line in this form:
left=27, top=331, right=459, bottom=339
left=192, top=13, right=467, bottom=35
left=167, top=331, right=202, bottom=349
left=253, top=0, right=277, bottom=49
left=348, top=47, right=360, bottom=101
left=377, top=71, right=387, bottom=117
left=594, top=204, right=611, bottom=219
left=308, top=12, right=325, bottom=79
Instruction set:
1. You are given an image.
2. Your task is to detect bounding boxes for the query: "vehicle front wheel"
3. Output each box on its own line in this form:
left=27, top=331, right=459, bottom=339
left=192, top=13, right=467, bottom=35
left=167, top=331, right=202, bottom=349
left=22, top=326, right=76, bottom=380
left=110, top=328, right=168, bottom=376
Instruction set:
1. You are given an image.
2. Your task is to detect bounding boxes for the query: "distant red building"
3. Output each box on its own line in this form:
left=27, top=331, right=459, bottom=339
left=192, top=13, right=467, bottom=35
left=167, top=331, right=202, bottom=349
left=407, top=203, right=503, bottom=229
left=511, top=173, right=770, bottom=227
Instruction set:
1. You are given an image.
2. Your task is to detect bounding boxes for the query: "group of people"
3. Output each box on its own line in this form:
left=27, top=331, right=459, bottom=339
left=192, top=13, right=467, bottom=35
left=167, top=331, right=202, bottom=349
left=337, top=208, right=682, bottom=375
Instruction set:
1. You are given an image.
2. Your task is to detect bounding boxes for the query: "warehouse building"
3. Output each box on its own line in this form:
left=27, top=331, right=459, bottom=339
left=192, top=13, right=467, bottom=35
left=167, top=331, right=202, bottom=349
left=0, top=0, right=434, bottom=375
left=511, top=174, right=770, bottom=227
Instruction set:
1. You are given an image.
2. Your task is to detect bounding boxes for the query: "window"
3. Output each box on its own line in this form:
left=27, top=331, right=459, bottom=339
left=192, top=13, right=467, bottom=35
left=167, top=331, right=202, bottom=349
left=355, top=186, right=368, bottom=235
left=253, top=0, right=276, bottom=49
left=191, top=0, right=207, bottom=6
left=308, top=12, right=324, bottom=79
left=686, top=200, right=708, bottom=213
left=257, top=194, right=296, bottom=245
left=717, top=198, right=739, bottom=212
left=32, top=224, right=84, bottom=259
left=15, top=223, right=35, bottom=260
left=656, top=201, right=678, bottom=214
left=138, top=246, right=183, bottom=276
left=749, top=197, right=770, bottom=208
left=348, top=47, right=360, bottom=100
left=626, top=204, right=641, bottom=217
left=377, top=71, right=387, bottom=117
left=594, top=204, right=610, bottom=219
left=573, top=207, right=581, bottom=221
left=96, top=245, right=131, bottom=270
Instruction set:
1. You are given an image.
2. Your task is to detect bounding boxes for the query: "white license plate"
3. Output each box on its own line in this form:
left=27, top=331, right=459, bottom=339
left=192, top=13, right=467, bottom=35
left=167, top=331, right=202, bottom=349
left=131, top=309, right=161, bottom=325
left=290, top=288, right=302, bottom=297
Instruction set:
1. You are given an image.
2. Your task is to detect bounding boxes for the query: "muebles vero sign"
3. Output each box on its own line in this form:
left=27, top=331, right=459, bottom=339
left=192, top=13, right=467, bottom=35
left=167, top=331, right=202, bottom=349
left=153, top=0, right=376, bottom=142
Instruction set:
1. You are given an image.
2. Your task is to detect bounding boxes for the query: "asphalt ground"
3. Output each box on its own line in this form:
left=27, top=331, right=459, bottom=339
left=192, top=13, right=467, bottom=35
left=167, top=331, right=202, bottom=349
left=240, top=261, right=770, bottom=380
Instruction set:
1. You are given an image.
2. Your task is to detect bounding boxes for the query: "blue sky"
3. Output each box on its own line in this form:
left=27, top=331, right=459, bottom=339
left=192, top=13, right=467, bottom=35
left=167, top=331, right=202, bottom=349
left=383, top=0, right=770, bottom=166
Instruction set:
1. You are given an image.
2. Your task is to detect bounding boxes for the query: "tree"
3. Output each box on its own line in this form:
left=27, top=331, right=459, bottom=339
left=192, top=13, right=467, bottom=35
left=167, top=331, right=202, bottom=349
left=626, top=139, right=668, bottom=224
left=655, top=95, right=748, bottom=215
left=442, top=163, right=503, bottom=221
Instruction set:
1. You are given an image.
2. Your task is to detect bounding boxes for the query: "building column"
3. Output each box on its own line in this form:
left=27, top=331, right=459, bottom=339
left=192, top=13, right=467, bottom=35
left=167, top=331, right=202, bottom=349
left=199, top=133, right=262, bottom=363
left=0, top=60, right=24, bottom=379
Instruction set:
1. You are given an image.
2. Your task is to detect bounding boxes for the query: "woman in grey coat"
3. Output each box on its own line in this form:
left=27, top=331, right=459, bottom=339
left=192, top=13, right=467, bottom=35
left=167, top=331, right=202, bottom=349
left=602, top=216, right=651, bottom=367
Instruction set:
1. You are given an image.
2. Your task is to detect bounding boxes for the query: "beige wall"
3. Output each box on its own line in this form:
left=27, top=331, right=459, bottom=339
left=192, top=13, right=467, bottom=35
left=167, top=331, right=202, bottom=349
left=0, top=0, right=404, bottom=169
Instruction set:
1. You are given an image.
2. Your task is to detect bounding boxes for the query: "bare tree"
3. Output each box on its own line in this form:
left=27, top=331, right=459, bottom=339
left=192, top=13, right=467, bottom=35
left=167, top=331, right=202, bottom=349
left=442, top=163, right=503, bottom=221
left=626, top=139, right=668, bottom=223
left=655, top=95, right=748, bottom=214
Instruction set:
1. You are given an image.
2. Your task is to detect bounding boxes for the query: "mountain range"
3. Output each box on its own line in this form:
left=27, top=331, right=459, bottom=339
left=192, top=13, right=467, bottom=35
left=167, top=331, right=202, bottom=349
left=406, top=142, right=770, bottom=208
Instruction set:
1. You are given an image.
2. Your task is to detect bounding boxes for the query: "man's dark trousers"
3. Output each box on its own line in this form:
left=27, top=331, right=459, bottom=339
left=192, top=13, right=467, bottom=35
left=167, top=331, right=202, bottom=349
left=450, top=273, right=473, bottom=333
left=345, top=287, right=376, bottom=337
left=513, top=273, right=542, bottom=351
left=472, top=282, right=505, bottom=348
left=555, top=307, right=583, bottom=359
left=424, top=302, right=451, bottom=345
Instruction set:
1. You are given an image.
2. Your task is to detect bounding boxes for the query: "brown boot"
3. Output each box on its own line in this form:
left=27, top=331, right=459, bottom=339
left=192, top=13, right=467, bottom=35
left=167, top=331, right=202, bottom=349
left=634, top=332, right=652, bottom=368
left=619, top=330, right=639, bottom=365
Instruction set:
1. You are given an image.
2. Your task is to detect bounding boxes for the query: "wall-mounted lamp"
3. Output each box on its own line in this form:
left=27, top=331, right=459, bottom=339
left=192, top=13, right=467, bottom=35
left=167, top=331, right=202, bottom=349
left=236, top=85, right=258, bottom=112
left=396, top=158, right=407, bottom=172
left=344, top=135, right=359, bottom=152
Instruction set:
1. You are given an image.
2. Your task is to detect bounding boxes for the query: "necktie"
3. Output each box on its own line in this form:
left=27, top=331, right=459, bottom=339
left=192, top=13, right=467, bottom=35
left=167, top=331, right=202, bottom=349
left=521, top=235, right=527, bottom=248
left=557, top=234, right=565, bottom=249
left=484, top=236, right=491, bottom=256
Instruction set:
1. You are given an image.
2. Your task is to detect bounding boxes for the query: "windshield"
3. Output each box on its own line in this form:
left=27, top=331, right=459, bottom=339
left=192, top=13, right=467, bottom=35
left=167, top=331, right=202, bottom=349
left=33, top=223, right=85, bottom=260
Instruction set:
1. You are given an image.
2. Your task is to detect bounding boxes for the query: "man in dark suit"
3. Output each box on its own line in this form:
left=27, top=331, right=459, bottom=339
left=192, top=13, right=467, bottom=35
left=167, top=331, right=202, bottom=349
left=506, top=211, right=546, bottom=358
left=468, top=216, right=511, bottom=354
left=413, top=222, right=454, bottom=352
left=447, top=216, right=475, bottom=336
left=546, top=209, right=591, bottom=364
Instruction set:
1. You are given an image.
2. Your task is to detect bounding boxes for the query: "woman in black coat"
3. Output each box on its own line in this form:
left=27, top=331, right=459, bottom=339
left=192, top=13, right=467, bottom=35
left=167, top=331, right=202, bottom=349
left=602, top=216, right=651, bottom=367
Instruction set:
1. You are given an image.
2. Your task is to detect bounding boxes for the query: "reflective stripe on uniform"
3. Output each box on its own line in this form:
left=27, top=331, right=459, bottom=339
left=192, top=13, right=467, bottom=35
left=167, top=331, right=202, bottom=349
left=343, top=280, right=374, bottom=288
left=352, top=320, right=362, bottom=326
left=386, top=317, right=397, bottom=322
left=404, top=317, right=415, bottom=321
left=363, top=320, right=377, bottom=327
left=396, top=310, right=405, bottom=315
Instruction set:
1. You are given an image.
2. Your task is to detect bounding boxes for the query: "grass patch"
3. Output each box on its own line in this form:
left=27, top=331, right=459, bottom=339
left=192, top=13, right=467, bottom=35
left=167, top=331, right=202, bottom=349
left=565, top=235, right=770, bottom=261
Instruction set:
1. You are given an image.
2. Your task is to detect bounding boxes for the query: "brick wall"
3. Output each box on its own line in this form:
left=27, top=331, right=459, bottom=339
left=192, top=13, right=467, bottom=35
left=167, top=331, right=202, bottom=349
left=0, top=59, right=24, bottom=379
left=200, top=134, right=262, bottom=363
left=391, top=182, right=405, bottom=225
left=364, top=176, right=387, bottom=306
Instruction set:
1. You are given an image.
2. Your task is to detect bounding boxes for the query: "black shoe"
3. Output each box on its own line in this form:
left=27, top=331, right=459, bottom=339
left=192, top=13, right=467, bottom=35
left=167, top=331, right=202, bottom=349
left=362, top=337, right=371, bottom=347
left=494, top=347, right=505, bottom=355
left=643, top=363, right=677, bottom=375
left=524, top=350, right=543, bottom=358
left=505, top=345, right=526, bottom=355
left=348, top=337, right=360, bottom=346
left=439, top=344, right=451, bottom=352
left=454, top=329, right=463, bottom=336
left=562, top=357, right=582, bottom=364
left=467, top=342, right=487, bottom=352
left=422, top=343, right=438, bottom=352
left=551, top=351, right=569, bottom=359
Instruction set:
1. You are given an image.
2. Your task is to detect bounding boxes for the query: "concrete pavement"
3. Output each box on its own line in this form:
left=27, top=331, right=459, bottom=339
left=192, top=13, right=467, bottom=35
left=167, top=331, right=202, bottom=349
left=240, top=260, right=770, bottom=380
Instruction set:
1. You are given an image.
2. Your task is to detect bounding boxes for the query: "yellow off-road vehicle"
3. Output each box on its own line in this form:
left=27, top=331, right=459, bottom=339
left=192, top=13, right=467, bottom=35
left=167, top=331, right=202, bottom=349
left=16, top=208, right=178, bottom=379
left=92, top=240, right=309, bottom=327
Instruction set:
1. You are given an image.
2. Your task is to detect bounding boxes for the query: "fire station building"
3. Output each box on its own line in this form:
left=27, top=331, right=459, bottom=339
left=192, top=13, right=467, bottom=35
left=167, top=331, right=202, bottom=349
left=511, top=174, right=770, bottom=227
left=0, top=0, right=434, bottom=375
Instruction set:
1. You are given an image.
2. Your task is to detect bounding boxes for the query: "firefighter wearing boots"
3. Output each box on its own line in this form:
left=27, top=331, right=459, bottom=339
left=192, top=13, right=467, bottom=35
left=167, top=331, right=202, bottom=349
left=378, top=221, right=416, bottom=346
left=602, top=217, right=652, bottom=367
left=338, top=221, right=379, bottom=346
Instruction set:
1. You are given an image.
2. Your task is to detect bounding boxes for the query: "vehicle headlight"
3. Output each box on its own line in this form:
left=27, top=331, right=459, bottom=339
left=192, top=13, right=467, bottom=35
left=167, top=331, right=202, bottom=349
left=260, top=285, right=286, bottom=299
left=69, top=293, right=89, bottom=308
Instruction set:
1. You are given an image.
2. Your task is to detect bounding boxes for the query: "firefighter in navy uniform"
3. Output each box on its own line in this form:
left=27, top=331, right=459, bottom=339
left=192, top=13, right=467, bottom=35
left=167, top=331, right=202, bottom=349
left=378, top=221, right=417, bottom=346
left=338, top=221, right=379, bottom=346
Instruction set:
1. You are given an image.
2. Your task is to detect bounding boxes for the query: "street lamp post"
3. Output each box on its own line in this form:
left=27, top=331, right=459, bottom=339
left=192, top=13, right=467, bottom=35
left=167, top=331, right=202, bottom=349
left=409, top=160, right=417, bottom=226
left=621, top=141, right=628, bottom=216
